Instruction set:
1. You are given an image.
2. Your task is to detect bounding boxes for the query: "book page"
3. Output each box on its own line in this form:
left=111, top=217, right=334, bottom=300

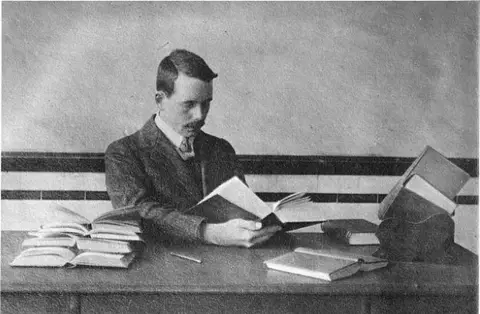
left=199, top=176, right=272, bottom=219
left=93, top=204, right=141, bottom=223
left=48, top=203, right=90, bottom=224
left=273, top=192, right=312, bottom=212
left=405, top=174, right=457, bottom=214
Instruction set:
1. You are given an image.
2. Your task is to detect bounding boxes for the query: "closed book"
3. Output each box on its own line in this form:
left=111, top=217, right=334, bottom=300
left=264, top=247, right=387, bottom=281
left=321, top=219, right=379, bottom=245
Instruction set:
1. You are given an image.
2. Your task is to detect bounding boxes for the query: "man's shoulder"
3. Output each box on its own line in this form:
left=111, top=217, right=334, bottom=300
left=106, top=116, right=157, bottom=155
left=199, top=132, right=234, bottom=150
left=105, top=132, right=138, bottom=156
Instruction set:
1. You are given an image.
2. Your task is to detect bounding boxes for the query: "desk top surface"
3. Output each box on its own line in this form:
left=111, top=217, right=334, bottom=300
left=1, top=231, right=477, bottom=295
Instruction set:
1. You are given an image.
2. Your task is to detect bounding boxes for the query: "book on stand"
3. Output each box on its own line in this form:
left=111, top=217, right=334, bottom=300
left=378, top=146, right=470, bottom=220
left=264, top=247, right=388, bottom=281
left=375, top=146, right=471, bottom=262
left=187, top=176, right=323, bottom=231
left=321, top=219, right=379, bottom=245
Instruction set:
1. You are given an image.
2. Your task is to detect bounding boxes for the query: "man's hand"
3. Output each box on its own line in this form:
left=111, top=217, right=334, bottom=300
left=201, top=219, right=282, bottom=248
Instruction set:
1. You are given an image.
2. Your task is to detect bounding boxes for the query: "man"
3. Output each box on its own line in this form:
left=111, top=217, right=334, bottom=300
left=105, top=49, right=280, bottom=247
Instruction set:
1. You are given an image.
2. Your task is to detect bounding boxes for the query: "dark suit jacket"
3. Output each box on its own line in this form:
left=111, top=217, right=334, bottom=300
left=105, top=115, right=245, bottom=242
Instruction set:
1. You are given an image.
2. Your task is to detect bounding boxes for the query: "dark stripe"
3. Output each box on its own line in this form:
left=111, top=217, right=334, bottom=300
left=1, top=190, right=41, bottom=200
left=337, top=194, right=378, bottom=203
left=456, top=195, right=479, bottom=205
left=2, top=190, right=477, bottom=205
left=309, top=193, right=338, bottom=203
left=41, top=191, right=85, bottom=200
left=86, top=191, right=111, bottom=200
left=2, top=152, right=477, bottom=177
left=378, top=194, right=387, bottom=203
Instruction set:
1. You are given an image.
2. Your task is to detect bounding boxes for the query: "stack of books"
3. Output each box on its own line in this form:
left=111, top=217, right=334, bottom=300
left=10, top=204, right=143, bottom=269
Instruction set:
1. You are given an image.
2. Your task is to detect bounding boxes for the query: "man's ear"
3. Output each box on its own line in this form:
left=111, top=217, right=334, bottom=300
left=155, top=91, right=166, bottom=110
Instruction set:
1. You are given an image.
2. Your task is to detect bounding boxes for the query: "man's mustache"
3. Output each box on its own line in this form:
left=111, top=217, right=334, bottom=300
left=185, top=120, right=205, bottom=129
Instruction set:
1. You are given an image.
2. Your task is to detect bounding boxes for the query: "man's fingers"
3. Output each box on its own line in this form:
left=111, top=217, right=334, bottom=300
left=234, top=219, right=262, bottom=231
left=246, top=234, right=275, bottom=248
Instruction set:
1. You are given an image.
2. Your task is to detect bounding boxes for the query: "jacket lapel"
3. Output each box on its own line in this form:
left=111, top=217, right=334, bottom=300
left=139, top=116, right=203, bottom=204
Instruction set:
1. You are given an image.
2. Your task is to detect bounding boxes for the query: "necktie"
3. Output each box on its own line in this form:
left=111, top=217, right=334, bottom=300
left=179, top=137, right=193, bottom=154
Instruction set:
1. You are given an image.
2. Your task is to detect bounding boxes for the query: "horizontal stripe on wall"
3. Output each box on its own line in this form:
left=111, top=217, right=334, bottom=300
left=1, top=200, right=477, bottom=254
left=2, top=152, right=478, bottom=177
left=3, top=173, right=477, bottom=195
left=1, top=190, right=477, bottom=205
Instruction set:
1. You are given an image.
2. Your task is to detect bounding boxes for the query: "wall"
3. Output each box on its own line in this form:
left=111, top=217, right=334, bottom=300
left=2, top=2, right=478, bottom=156
left=1, top=3, right=478, bottom=253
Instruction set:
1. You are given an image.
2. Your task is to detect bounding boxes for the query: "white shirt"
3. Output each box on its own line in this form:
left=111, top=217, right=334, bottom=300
left=155, top=113, right=195, bottom=159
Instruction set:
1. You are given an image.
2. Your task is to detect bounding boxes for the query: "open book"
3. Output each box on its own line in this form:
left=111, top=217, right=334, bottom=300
left=21, top=236, right=136, bottom=254
left=187, top=176, right=323, bottom=231
left=10, top=246, right=137, bottom=268
left=264, top=247, right=387, bottom=281
left=34, top=203, right=143, bottom=241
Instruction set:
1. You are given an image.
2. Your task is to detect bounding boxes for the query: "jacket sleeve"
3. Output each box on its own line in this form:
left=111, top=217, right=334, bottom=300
left=222, top=139, right=247, bottom=185
left=104, top=141, right=205, bottom=242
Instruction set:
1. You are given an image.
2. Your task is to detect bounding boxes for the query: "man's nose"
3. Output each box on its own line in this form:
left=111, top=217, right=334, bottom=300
left=191, top=104, right=204, bottom=120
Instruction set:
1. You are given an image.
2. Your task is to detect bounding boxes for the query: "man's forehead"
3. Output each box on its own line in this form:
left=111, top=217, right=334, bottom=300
left=173, top=73, right=213, bottom=98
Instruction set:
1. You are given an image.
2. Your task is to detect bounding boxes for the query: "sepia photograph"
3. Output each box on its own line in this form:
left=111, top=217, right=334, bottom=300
left=1, top=2, right=478, bottom=313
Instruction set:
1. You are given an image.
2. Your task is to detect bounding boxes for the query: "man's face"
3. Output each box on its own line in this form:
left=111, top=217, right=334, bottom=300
left=157, top=73, right=213, bottom=137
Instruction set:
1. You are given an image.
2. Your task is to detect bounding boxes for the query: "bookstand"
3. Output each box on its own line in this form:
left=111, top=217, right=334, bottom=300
left=374, top=146, right=470, bottom=263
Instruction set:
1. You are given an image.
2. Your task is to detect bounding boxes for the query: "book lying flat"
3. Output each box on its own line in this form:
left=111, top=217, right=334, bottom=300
left=264, top=247, right=388, bottom=281
left=21, top=236, right=135, bottom=254
left=321, top=219, right=379, bottom=245
left=187, top=176, right=323, bottom=231
left=35, top=203, right=143, bottom=241
left=10, top=247, right=137, bottom=268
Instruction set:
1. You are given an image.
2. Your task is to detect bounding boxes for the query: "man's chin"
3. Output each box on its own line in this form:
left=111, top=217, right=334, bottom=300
left=182, top=127, right=201, bottom=137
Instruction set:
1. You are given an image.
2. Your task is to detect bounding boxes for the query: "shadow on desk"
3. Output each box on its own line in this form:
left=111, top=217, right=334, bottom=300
left=1, top=231, right=478, bottom=314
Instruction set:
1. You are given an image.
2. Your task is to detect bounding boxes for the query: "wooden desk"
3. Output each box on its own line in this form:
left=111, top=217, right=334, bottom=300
left=1, top=231, right=477, bottom=314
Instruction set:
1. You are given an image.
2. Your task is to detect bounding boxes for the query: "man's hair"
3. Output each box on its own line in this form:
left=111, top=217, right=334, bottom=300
left=156, top=49, right=218, bottom=96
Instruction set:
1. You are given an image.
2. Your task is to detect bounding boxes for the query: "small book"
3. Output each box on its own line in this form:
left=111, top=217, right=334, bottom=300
left=187, top=176, right=323, bottom=231
left=264, top=247, right=388, bottom=281
left=34, top=203, right=143, bottom=242
left=10, top=247, right=137, bottom=268
left=321, top=219, right=379, bottom=245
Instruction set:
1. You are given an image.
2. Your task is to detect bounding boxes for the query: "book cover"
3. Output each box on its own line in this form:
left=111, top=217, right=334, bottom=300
left=264, top=247, right=387, bottom=281
left=321, top=219, right=379, bottom=245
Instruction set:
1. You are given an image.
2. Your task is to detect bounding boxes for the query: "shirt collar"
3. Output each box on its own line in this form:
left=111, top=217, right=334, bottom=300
left=154, top=113, right=195, bottom=149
